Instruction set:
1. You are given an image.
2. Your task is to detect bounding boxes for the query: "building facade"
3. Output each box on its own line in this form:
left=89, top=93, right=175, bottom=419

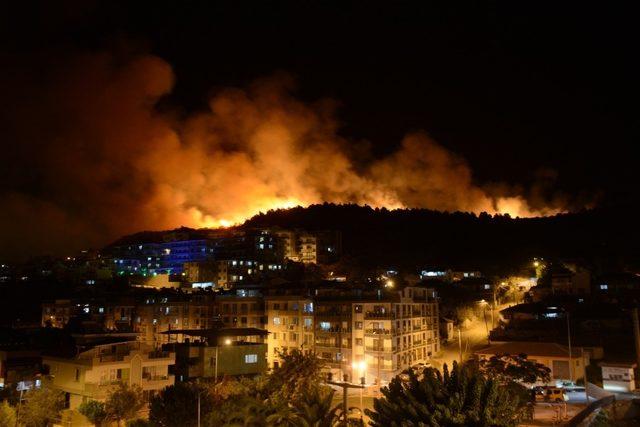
left=43, top=341, right=174, bottom=409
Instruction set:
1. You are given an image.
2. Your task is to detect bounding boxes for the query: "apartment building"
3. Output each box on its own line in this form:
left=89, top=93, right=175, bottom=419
left=280, top=285, right=440, bottom=385
left=215, top=287, right=266, bottom=339
left=163, top=329, right=269, bottom=381
left=264, top=291, right=315, bottom=368
left=134, top=294, right=215, bottom=346
left=42, top=340, right=174, bottom=409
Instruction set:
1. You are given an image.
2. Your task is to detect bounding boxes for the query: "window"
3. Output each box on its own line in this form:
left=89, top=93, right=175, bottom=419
left=245, top=354, right=258, bottom=364
left=355, top=321, right=363, bottom=330
left=320, top=322, right=331, bottom=331
left=273, top=317, right=281, bottom=325
left=273, top=333, right=278, bottom=340
left=600, top=284, right=608, bottom=290
left=304, top=318, right=312, bottom=327
left=273, top=303, right=280, bottom=310
left=484, top=284, right=491, bottom=290
left=75, top=369, right=80, bottom=381
left=355, top=338, right=363, bottom=346
left=354, top=305, right=362, bottom=313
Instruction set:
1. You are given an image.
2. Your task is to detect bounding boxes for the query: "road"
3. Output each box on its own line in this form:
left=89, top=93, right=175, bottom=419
left=432, top=312, right=495, bottom=369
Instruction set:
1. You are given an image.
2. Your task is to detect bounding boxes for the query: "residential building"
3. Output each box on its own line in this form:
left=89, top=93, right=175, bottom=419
left=215, top=287, right=266, bottom=336
left=134, top=294, right=215, bottom=346
left=163, top=329, right=268, bottom=381
left=265, top=291, right=315, bottom=368
left=43, top=340, right=174, bottom=409
left=313, top=285, right=439, bottom=385
left=475, top=341, right=587, bottom=385
left=551, top=265, right=591, bottom=295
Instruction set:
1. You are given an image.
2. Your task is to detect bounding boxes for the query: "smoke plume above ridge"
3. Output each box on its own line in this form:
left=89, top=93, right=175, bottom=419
left=0, top=52, right=567, bottom=259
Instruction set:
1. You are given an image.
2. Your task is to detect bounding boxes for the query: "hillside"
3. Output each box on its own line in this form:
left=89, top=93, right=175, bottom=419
left=107, top=203, right=639, bottom=276
left=242, top=203, right=639, bottom=275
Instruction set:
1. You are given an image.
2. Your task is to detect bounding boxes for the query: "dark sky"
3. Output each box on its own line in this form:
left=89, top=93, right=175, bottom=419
left=3, top=1, right=636, bottom=198
left=0, top=1, right=638, bottom=258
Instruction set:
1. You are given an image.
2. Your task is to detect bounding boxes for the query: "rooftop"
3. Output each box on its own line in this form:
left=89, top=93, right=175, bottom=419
left=475, top=341, right=582, bottom=359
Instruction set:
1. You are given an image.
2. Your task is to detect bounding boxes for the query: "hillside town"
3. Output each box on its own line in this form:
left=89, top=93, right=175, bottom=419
left=1, top=222, right=640, bottom=425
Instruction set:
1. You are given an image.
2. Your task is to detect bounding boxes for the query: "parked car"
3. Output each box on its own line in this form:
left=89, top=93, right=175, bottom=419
left=532, top=386, right=568, bottom=403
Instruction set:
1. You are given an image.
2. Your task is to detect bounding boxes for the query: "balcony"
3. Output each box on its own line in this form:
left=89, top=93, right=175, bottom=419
left=365, top=346, right=396, bottom=353
left=412, top=325, right=423, bottom=331
left=365, top=312, right=395, bottom=320
left=364, top=328, right=394, bottom=336
left=316, top=327, right=351, bottom=334
left=148, top=350, right=173, bottom=360
left=142, top=374, right=175, bottom=390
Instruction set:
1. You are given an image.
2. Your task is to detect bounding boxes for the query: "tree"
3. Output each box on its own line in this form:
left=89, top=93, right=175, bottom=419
left=365, top=362, right=527, bottom=427
left=479, top=353, right=551, bottom=384
left=267, top=349, right=325, bottom=401
left=149, top=382, right=211, bottom=427
left=19, top=387, right=65, bottom=427
left=105, top=383, right=144, bottom=426
left=79, top=400, right=107, bottom=426
left=0, top=401, right=17, bottom=427
left=287, top=385, right=340, bottom=427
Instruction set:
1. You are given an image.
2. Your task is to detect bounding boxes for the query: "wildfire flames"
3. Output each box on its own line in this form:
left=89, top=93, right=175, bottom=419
left=1, top=52, right=566, bottom=256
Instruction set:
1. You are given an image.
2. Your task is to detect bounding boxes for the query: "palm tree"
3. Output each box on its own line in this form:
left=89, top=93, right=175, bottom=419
left=365, top=361, right=526, bottom=427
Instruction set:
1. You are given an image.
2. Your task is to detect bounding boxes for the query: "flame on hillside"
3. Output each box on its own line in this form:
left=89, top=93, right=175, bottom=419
left=0, top=52, right=568, bottom=256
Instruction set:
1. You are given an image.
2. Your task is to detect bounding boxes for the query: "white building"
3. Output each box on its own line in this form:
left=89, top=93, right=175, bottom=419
left=600, top=362, right=636, bottom=392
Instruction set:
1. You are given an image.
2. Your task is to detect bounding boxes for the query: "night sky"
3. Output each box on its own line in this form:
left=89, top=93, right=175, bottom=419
left=1, top=1, right=638, bottom=258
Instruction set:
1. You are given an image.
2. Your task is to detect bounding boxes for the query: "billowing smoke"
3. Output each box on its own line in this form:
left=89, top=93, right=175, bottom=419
left=0, top=52, right=566, bottom=259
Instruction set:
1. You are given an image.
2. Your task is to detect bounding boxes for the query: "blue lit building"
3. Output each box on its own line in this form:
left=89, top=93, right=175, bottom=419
left=110, top=239, right=216, bottom=276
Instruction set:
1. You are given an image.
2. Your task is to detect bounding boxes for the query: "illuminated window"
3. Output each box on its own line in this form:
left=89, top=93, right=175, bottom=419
left=600, top=284, right=608, bottom=290
left=245, top=354, right=258, bottom=364
left=273, top=317, right=281, bottom=325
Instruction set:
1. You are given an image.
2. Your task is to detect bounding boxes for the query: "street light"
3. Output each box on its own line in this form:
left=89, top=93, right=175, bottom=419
left=352, top=360, right=367, bottom=416
left=478, top=300, right=490, bottom=344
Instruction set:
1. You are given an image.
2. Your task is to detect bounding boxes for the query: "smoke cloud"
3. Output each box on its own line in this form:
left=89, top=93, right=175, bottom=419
left=0, top=52, right=566, bottom=259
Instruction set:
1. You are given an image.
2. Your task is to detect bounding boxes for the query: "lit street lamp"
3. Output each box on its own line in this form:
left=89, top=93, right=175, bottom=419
left=479, top=299, right=490, bottom=345
left=352, top=360, right=367, bottom=416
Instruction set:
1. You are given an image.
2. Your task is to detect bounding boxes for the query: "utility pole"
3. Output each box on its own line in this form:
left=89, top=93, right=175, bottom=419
left=567, top=312, right=573, bottom=383
left=482, top=304, right=490, bottom=345
left=492, top=290, right=497, bottom=329
left=458, top=327, right=463, bottom=363
left=632, top=308, right=640, bottom=369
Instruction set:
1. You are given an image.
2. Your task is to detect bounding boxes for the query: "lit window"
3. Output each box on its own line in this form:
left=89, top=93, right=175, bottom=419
left=484, top=284, right=491, bottom=290
left=320, top=322, right=331, bottom=331
left=600, top=284, right=608, bottom=290
left=245, top=354, right=257, bottom=364
left=273, top=317, right=281, bottom=325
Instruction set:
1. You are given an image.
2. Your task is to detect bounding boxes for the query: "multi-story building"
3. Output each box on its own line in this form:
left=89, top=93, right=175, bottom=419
left=264, top=285, right=442, bottom=384
left=214, top=287, right=265, bottom=336
left=134, top=294, right=215, bottom=346
left=264, top=289, right=315, bottom=368
left=163, top=329, right=268, bottom=381
left=313, top=285, right=439, bottom=385
left=42, top=340, right=174, bottom=409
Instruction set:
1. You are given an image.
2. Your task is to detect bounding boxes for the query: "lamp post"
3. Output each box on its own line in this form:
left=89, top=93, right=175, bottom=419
left=352, top=360, right=367, bottom=417
left=479, top=300, right=490, bottom=345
